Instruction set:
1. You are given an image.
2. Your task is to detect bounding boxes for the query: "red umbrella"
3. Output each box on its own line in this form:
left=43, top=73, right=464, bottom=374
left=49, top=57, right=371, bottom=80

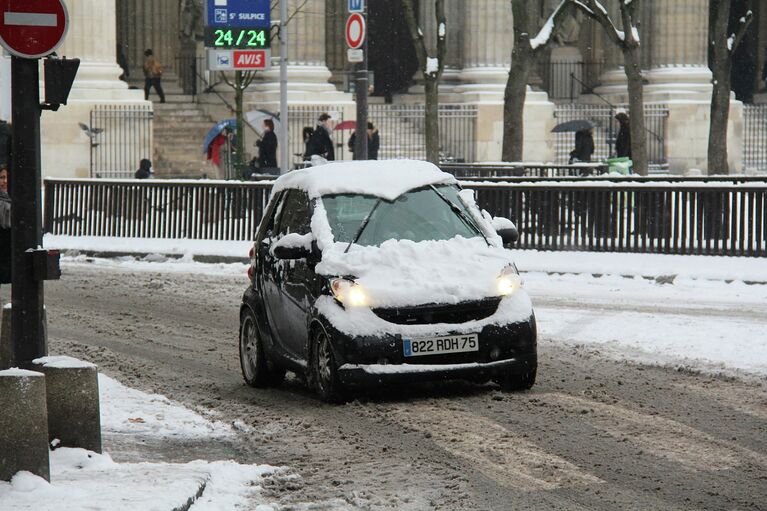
left=334, top=120, right=357, bottom=131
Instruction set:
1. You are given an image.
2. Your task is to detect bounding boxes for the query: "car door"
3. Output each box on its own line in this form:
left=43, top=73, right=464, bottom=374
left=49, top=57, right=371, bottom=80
left=267, top=189, right=314, bottom=363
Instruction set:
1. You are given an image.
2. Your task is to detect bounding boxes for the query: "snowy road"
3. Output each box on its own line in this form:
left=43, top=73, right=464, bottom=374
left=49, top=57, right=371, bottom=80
left=22, top=259, right=767, bottom=510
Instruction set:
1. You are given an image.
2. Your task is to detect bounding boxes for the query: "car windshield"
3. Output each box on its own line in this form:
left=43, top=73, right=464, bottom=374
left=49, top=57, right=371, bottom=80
left=321, top=185, right=482, bottom=247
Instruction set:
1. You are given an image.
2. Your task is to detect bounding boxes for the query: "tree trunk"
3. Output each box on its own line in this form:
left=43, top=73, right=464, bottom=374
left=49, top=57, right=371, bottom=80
left=424, top=77, right=440, bottom=163
left=502, top=61, right=531, bottom=162
left=622, top=46, right=647, bottom=176
left=708, top=0, right=731, bottom=174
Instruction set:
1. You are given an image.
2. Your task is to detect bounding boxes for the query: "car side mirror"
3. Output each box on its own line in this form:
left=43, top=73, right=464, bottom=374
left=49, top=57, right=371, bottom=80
left=271, top=233, right=319, bottom=260
left=497, top=227, right=519, bottom=246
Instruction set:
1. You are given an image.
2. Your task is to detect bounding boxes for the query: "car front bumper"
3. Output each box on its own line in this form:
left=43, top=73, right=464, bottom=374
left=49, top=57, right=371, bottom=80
left=337, top=352, right=537, bottom=386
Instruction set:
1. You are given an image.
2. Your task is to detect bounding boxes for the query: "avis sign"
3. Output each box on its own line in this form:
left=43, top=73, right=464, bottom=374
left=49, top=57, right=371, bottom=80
left=207, top=49, right=270, bottom=70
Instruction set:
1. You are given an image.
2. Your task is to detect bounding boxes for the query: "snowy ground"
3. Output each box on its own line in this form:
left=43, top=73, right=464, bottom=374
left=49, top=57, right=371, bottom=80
left=0, top=374, right=281, bottom=511
left=42, top=234, right=767, bottom=379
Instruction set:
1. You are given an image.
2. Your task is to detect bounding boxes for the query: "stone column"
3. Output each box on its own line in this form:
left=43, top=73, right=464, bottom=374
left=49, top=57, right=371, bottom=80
left=455, top=0, right=512, bottom=98
left=325, top=0, right=351, bottom=89
left=252, top=0, right=350, bottom=102
left=41, top=0, right=148, bottom=178
left=116, top=0, right=181, bottom=89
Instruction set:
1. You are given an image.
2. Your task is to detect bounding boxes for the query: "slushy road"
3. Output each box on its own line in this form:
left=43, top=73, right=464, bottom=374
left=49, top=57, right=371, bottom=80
left=31, top=260, right=767, bottom=510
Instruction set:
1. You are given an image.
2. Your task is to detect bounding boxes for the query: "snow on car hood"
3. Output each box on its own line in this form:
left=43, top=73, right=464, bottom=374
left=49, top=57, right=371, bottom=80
left=316, top=236, right=520, bottom=308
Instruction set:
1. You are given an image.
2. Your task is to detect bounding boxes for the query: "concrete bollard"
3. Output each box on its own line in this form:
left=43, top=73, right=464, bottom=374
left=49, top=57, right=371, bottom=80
left=31, top=356, right=102, bottom=454
left=0, top=368, right=50, bottom=482
left=0, top=303, right=11, bottom=369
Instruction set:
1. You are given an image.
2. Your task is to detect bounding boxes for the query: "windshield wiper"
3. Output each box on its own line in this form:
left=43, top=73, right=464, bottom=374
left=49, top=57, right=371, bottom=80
left=430, top=185, right=489, bottom=245
left=345, top=199, right=381, bottom=253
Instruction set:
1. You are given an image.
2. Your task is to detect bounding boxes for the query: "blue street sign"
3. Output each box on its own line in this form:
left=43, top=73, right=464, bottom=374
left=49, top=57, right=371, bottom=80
left=205, top=0, right=271, bottom=29
left=348, top=0, right=364, bottom=13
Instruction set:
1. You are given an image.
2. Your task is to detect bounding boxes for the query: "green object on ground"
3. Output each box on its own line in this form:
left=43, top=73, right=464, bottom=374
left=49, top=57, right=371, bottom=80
left=606, top=156, right=633, bottom=175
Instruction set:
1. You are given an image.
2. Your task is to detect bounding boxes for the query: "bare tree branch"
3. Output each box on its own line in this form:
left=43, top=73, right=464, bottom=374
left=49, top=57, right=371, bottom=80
left=530, top=0, right=575, bottom=53
left=730, top=6, right=754, bottom=54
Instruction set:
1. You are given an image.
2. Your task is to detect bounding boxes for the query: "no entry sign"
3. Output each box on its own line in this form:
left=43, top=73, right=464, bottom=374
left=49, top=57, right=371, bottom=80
left=0, top=0, right=69, bottom=58
left=345, top=13, right=365, bottom=50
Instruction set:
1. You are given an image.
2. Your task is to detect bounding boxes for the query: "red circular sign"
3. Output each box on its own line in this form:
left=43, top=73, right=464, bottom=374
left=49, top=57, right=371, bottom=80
left=345, top=13, right=365, bottom=50
left=0, top=0, right=69, bottom=58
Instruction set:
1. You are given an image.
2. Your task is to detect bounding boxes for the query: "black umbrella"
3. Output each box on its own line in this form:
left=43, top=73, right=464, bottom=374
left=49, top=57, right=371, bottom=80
left=551, top=119, right=597, bottom=133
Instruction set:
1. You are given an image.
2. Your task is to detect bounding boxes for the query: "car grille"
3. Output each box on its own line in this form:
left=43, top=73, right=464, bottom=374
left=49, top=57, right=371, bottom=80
left=372, top=297, right=502, bottom=325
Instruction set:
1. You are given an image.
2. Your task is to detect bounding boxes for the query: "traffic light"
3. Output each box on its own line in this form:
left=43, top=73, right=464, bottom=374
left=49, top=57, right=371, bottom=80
left=43, top=57, right=80, bottom=110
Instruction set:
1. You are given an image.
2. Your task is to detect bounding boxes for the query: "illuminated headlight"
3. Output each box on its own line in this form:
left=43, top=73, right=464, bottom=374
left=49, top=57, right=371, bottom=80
left=330, top=278, right=369, bottom=307
left=496, top=265, right=523, bottom=296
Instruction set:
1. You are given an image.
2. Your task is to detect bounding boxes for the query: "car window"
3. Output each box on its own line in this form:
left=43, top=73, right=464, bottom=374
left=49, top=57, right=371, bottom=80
left=322, top=185, right=481, bottom=246
left=275, top=189, right=312, bottom=236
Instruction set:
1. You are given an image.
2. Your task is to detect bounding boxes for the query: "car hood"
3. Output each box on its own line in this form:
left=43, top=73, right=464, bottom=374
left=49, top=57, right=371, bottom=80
left=315, top=236, right=519, bottom=308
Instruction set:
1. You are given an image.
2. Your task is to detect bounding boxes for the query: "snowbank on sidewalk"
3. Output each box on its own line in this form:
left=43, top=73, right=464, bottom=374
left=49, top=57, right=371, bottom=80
left=44, top=234, right=252, bottom=260
left=0, top=374, right=281, bottom=511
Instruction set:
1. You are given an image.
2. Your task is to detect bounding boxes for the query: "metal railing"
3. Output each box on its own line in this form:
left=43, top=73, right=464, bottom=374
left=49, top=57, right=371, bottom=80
left=368, top=104, right=478, bottom=163
left=441, top=162, right=608, bottom=178
left=744, top=104, right=767, bottom=172
left=89, top=105, right=154, bottom=179
left=45, top=177, right=767, bottom=257
left=537, top=61, right=606, bottom=101
left=554, top=103, right=668, bottom=170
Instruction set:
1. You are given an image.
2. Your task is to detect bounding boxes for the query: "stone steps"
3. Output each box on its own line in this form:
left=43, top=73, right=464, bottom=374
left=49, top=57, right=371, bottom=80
left=149, top=95, right=215, bottom=178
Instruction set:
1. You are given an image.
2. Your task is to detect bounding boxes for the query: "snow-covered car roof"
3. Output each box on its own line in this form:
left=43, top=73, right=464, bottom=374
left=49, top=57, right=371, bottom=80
left=271, top=160, right=457, bottom=201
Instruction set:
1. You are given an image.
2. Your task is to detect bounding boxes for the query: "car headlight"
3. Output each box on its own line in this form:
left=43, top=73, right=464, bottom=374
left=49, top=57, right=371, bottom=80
left=496, top=265, right=522, bottom=296
left=330, top=278, right=369, bottom=307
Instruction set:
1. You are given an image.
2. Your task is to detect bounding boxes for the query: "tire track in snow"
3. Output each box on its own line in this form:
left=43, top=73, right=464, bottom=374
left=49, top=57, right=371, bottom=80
left=540, top=393, right=767, bottom=472
left=386, top=402, right=603, bottom=493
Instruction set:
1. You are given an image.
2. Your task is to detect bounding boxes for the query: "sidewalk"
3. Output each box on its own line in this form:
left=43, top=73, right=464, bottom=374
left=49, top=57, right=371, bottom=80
left=44, top=234, right=767, bottom=284
left=0, top=373, right=280, bottom=510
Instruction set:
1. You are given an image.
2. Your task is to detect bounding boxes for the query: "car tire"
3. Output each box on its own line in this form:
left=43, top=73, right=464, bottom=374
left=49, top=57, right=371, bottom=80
left=311, top=327, right=346, bottom=403
left=239, top=308, right=285, bottom=387
left=497, top=365, right=537, bottom=391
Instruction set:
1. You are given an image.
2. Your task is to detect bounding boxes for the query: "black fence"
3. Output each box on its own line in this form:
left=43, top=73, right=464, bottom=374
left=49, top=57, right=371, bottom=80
left=175, top=55, right=207, bottom=100
left=44, top=178, right=767, bottom=257
left=441, top=163, right=608, bottom=178
left=89, top=105, right=154, bottom=179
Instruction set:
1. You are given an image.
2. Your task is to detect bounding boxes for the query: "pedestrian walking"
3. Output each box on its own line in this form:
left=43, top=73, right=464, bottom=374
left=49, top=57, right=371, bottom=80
left=134, top=158, right=153, bottom=179
left=569, top=128, right=595, bottom=164
left=615, top=112, right=631, bottom=158
left=143, top=49, right=166, bottom=103
left=348, top=121, right=380, bottom=160
left=0, top=166, right=11, bottom=286
left=256, top=119, right=278, bottom=170
left=304, top=113, right=335, bottom=161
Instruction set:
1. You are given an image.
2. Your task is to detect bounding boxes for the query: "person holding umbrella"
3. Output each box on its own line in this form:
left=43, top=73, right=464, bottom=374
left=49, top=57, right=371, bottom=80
left=304, top=113, right=335, bottom=161
left=347, top=121, right=380, bottom=160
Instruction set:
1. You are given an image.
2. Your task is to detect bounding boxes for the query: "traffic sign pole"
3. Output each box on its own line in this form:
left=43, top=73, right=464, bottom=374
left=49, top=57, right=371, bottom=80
left=10, top=56, right=46, bottom=364
left=347, top=6, right=368, bottom=160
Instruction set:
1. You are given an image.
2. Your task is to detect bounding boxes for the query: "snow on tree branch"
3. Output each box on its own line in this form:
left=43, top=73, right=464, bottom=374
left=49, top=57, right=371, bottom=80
left=729, top=9, right=753, bottom=54
left=530, top=0, right=571, bottom=50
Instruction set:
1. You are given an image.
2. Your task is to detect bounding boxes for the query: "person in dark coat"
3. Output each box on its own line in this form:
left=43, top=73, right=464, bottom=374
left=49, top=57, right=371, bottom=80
left=304, top=113, right=335, bottom=161
left=0, top=166, right=11, bottom=285
left=0, top=120, right=11, bottom=169
left=615, top=112, right=631, bottom=158
left=570, top=128, right=595, bottom=163
left=135, top=158, right=153, bottom=179
left=348, top=122, right=381, bottom=160
left=256, top=119, right=278, bottom=169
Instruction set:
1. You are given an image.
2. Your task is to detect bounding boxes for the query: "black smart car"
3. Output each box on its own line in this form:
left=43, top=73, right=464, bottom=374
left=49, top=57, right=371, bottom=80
left=239, top=161, right=537, bottom=402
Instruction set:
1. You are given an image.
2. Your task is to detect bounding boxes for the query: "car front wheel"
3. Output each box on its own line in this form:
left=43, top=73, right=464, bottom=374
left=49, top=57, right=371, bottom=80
left=497, top=364, right=537, bottom=391
left=311, top=327, right=346, bottom=403
left=239, top=309, right=285, bottom=387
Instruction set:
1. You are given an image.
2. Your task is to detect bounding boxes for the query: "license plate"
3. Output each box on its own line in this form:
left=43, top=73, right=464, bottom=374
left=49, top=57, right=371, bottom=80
left=403, top=334, right=479, bottom=357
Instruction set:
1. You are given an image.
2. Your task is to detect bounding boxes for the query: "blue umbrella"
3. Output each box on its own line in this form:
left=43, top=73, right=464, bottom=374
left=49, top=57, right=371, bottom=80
left=202, top=119, right=236, bottom=154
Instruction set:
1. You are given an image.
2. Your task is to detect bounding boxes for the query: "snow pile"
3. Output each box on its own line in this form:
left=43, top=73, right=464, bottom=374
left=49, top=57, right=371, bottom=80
left=0, top=368, right=43, bottom=378
left=271, top=160, right=456, bottom=201
left=425, top=57, right=439, bottom=76
left=99, top=374, right=233, bottom=439
left=44, top=234, right=252, bottom=259
left=0, top=449, right=277, bottom=511
left=33, top=355, right=96, bottom=369
left=270, top=232, right=313, bottom=255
